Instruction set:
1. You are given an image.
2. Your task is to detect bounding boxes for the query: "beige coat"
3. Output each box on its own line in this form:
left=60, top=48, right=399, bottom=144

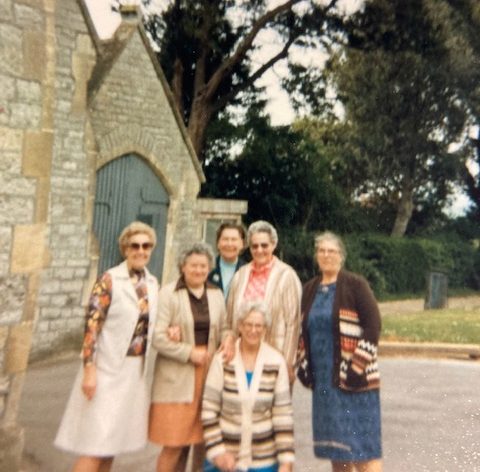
left=226, top=257, right=302, bottom=367
left=151, top=280, right=230, bottom=403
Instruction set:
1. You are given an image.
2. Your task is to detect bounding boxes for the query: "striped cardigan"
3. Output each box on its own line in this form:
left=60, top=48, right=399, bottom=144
left=226, top=257, right=302, bottom=367
left=301, top=270, right=381, bottom=392
left=202, top=340, right=295, bottom=470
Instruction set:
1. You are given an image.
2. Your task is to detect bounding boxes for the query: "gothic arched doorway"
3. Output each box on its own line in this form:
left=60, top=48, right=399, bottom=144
left=93, top=154, right=169, bottom=278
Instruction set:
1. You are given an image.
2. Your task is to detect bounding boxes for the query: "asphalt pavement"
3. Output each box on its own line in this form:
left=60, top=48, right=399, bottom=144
left=19, top=354, right=480, bottom=472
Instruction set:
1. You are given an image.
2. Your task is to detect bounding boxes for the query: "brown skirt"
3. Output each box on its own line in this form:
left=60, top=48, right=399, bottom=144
left=149, top=350, right=208, bottom=447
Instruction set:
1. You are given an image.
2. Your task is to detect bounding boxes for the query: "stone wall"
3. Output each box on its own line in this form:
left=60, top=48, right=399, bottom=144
left=30, top=0, right=95, bottom=359
left=0, top=0, right=207, bottom=468
left=0, top=0, right=55, bottom=469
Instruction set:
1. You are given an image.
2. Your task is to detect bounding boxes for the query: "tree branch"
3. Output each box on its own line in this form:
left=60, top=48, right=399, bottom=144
left=212, top=34, right=296, bottom=114
left=203, top=0, right=302, bottom=101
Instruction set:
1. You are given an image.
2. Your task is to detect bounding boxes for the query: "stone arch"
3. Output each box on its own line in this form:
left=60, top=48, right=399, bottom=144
left=94, top=123, right=177, bottom=198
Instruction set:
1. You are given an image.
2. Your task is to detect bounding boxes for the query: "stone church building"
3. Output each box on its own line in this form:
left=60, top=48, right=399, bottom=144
left=0, top=0, right=246, bottom=468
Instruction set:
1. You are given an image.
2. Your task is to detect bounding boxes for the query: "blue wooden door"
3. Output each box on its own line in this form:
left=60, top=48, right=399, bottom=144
left=93, top=154, right=169, bottom=278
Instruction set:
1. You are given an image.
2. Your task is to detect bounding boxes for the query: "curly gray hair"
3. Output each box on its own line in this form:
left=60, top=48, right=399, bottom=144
left=177, top=241, right=215, bottom=272
left=247, top=220, right=278, bottom=246
left=314, top=231, right=347, bottom=266
left=236, top=301, right=272, bottom=330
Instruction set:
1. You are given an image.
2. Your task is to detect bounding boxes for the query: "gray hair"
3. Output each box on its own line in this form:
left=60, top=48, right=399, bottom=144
left=236, top=301, right=272, bottom=330
left=314, top=231, right=347, bottom=266
left=177, top=241, right=215, bottom=272
left=247, top=220, right=278, bottom=246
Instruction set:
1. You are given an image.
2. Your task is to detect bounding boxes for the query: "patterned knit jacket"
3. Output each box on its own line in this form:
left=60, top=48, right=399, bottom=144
left=301, top=270, right=381, bottom=392
left=202, top=340, right=295, bottom=470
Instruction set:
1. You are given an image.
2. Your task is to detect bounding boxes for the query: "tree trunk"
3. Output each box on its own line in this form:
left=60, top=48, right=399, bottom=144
left=187, top=93, right=214, bottom=159
left=462, top=126, right=480, bottom=216
left=391, top=180, right=414, bottom=237
left=171, top=57, right=184, bottom=119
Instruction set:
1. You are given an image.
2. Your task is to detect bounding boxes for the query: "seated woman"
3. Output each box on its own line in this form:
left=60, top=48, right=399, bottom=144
left=202, top=302, right=295, bottom=472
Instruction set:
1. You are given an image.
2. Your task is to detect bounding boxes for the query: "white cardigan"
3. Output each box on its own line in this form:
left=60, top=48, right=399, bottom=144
left=95, top=261, right=158, bottom=379
left=202, top=340, right=295, bottom=470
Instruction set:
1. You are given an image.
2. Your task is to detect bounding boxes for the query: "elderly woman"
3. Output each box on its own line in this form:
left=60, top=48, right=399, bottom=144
left=208, top=222, right=246, bottom=298
left=149, top=242, right=234, bottom=472
left=299, top=231, right=382, bottom=472
left=202, top=302, right=295, bottom=472
left=227, top=220, right=302, bottom=383
left=54, top=221, right=159, bottom=472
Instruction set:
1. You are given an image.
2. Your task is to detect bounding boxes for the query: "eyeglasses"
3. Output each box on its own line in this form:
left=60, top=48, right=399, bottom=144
left=242, top=322, right=265, bottom=331
left=250, top=243, right=270, bottom=250
left=129, top=242, right=153, bottom=251
left=317, top=248, right=339, bottom=256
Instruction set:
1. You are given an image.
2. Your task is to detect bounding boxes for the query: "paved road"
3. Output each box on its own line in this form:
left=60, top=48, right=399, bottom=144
left=19, top=357, right=480, bottom=471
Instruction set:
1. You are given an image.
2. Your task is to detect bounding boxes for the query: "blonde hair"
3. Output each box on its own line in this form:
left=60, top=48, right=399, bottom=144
left=118, top=221, right=157, bottom=257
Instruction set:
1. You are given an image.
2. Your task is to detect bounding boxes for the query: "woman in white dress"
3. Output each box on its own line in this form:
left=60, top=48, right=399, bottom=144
left=54, top=221, right=159, bottom=472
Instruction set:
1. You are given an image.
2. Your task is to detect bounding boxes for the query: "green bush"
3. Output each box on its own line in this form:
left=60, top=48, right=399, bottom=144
left=278, top=228, right=479, bottom=298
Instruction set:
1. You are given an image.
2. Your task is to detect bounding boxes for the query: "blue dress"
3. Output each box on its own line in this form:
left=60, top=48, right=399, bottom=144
left=308, top=283, right=382, bottom=462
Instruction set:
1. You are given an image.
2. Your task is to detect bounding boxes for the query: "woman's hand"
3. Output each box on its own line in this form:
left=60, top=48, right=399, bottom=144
left=218, top=334, right=235, bottom=363
left=81, top=364, right=97, bottom=400
left=167, top=325, right=181, bottom=343
left=189, top=346, right=210, bottom=366
left=213, top=452, right=236, bottom=472
left=279, top=462, right=293, bottom=472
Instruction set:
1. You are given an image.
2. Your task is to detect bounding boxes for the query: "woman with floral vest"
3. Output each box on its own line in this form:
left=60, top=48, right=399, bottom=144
left=55, top=221, right=159, bottom=472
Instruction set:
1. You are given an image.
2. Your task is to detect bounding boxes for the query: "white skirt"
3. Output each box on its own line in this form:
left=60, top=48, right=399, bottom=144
left=54, top=357, right=149, bottom=457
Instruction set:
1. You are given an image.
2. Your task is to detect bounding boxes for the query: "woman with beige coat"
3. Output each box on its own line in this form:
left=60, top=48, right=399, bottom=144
left=227, top=221, right=302, bottom=383
left=149, top=242, right=234, bottom=472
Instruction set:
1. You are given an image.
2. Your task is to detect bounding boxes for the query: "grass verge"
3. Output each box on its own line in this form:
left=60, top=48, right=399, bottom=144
left=382, top=308, right=480, bottom=344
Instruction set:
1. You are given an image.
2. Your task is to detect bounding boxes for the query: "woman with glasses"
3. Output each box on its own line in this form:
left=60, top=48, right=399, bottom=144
left=149, top=242, right=235, bottom=472
left=299, top=231, right=382, bottom=472
left=226, top=220, right=302, bottom=384
left=55, top=221, right=159, bottom=472
left=202, top=302, right=294, bottom=472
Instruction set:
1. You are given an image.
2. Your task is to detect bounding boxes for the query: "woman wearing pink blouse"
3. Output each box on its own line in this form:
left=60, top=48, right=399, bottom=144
left=226, top=220, right=302, bottom=383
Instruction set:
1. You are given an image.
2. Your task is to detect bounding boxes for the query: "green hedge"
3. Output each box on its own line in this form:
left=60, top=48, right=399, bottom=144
left=277, top=229, right=479, bottom=298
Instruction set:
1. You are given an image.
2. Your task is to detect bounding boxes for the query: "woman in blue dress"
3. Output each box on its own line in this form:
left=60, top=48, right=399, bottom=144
left=299, top=231, right=382, bottom=472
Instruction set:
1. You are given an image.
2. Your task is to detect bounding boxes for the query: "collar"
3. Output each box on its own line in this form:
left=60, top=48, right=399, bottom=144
left=128, top=268, right=146, bottom=279
left=175, top=275, right=219, bottom=291
left=251, top=256, right=276, bottom=274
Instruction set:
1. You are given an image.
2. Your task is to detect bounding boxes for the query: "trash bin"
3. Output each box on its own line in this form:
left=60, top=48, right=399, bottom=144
left=424, top=271, right=448, bottom=309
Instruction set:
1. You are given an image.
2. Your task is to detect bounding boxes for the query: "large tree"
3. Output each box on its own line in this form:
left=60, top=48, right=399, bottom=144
left=143, top=0, right=342, bottom=160
left=331, top=0, right=466, bottom=236
left=437, top=0, right=480, bottom=217
left=202, top=109, right=351, bottom=231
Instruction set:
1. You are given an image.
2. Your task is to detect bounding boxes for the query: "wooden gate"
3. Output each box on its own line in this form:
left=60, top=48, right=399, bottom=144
left=93, top=154, right=169, bottom=278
